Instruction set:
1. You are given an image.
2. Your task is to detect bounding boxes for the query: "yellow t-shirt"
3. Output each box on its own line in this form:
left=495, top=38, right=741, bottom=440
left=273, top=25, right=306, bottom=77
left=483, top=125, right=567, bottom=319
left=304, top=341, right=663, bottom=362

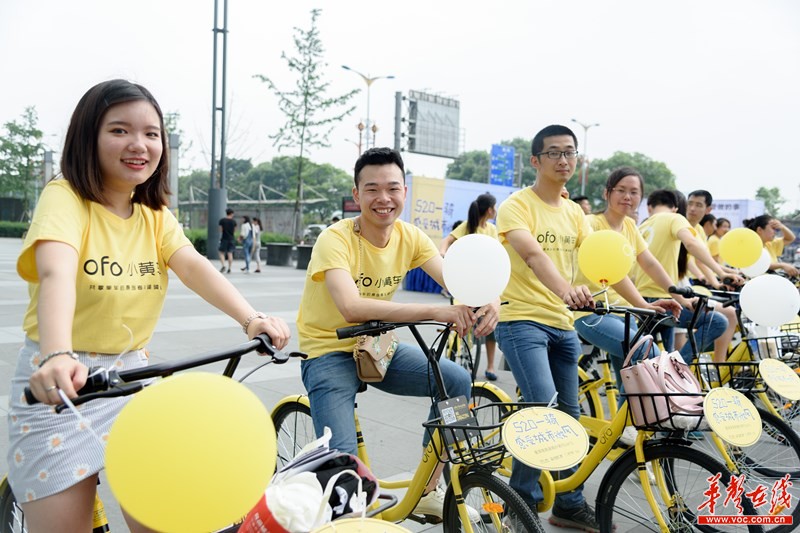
left=496, top=188, right=591, bottom=330
left=18, top=179, right=192, bottom=353
left=765, top=237, right=785, bottom=263
left=631, top=212, right=693, bottom=298
left=708, top=234, right=721, bottom=258
left=449, top=221, right=499, bottom=241
left=574, top=214, right=648, bottom=316
left=686, top=223, right=709, bottom=280
left=297, top=218, right=438, bottom=359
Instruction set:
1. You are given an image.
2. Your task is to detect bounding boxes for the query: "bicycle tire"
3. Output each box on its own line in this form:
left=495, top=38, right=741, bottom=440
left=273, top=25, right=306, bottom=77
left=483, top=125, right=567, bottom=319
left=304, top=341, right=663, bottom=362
left=272, top=400, right=315, bottom=470
left=0, top=477, right=26, bottom=533
left=578, top=368, right=603, bottom=420
left=689, top=407, right=800, bottom=530
left=442, top=469, right=544, bottom=533
left=597, top=443, right=762, bottom=532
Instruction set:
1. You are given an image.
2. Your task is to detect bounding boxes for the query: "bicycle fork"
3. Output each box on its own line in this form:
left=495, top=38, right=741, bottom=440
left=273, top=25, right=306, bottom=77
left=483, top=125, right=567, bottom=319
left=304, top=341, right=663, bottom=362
left=633, top=433, right=672, bottom=533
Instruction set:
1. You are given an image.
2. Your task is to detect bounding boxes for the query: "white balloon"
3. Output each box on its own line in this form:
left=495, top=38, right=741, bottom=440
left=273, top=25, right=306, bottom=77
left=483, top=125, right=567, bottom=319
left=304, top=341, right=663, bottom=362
left=740, top=274, right=800, bottom=327
left=740, top=248, right=771, bottom=278
left=442, top=234, right=511, bottom=307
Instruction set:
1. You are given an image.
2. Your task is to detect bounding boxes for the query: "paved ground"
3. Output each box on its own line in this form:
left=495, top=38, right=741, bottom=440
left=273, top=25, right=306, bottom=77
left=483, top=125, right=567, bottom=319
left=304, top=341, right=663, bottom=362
left=0, top=237, right=605, bottom=532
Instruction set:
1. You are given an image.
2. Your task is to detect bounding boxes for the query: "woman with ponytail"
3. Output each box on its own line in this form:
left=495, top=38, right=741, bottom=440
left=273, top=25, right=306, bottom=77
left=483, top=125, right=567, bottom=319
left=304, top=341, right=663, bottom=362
left=438, top=193, right=501, bottom=380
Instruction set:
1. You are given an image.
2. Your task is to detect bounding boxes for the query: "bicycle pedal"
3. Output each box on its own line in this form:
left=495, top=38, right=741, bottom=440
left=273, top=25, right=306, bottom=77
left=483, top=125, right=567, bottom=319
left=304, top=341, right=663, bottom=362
left=406, top=513, right=443, bottom=525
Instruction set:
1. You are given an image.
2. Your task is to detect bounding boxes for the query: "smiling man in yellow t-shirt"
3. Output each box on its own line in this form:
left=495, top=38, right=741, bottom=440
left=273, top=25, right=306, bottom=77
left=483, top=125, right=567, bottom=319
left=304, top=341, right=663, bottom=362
left=296, top=147, right=499, bottom=521
left=495, top=124, right=600, bottom=532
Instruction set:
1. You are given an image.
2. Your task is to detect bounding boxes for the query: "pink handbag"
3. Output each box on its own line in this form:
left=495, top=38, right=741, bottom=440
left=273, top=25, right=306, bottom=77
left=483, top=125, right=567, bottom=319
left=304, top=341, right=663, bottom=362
left=621, top=335, right=704, bottom=428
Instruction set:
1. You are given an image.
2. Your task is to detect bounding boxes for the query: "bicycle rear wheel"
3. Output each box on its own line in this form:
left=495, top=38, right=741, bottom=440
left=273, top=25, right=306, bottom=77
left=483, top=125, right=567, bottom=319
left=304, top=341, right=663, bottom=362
left=443, top=469, right=544, bottom=532
left=272, top=400, right=315, bottom=470
left=597, top=443, right=762, bottom=532
left=0, top=477, right=26, bottom=533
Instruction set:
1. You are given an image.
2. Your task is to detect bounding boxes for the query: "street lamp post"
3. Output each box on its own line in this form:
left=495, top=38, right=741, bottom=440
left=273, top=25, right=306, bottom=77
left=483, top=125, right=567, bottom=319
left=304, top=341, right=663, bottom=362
left=342, top=65, right=395, bottom=149
left=570, top=118, right=600, bottom=196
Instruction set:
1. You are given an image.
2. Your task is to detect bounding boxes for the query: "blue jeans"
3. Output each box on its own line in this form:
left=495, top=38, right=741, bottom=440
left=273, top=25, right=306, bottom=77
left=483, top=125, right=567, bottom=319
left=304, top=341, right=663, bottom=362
left=495, top=321, right=584, bottom=510
left=575, top=314, right=660, bottom=399
left=300, top=343, right=472, bottom=456
left=242, top=238, right=253, bottom=270
left=645, top=299, right=728, bottom=363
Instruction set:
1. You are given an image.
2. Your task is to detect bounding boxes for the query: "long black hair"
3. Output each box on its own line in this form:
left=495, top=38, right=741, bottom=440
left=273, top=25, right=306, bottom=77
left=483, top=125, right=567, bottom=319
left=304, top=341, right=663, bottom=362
left=467, top=193, right=496, bottom=234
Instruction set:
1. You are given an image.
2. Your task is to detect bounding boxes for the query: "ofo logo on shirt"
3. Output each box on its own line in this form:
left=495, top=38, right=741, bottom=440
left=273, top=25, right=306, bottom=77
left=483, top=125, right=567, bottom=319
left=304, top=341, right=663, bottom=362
left=536, top=231, right=577, bottom=247
left=83, top=256, right=123, bottom=277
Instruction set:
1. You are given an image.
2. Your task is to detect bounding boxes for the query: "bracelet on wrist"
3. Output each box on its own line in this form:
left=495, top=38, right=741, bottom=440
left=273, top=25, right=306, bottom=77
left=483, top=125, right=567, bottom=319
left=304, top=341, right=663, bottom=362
left=241, top=312, right=267, bottom=334
left=39, top=350, right=78, bottom=368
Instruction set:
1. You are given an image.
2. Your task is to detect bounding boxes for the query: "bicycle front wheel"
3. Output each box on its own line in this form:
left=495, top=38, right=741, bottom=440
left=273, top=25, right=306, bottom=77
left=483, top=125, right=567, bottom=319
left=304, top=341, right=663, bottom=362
left=597, top=443, right=761, bottom=532
left=272, top=400, right=314, bottom=470
left=443, top=469, right=544, bottom=533
left=0, top=476, right=26, bottom=533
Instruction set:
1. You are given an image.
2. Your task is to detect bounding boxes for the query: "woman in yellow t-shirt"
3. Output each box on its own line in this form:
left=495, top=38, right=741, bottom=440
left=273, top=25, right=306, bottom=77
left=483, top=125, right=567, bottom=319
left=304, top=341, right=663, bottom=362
left=708, top=217, right=730, bottom=263
left=10, top=80, right=291, bottom=532
left=573, top=167, right=682, bottom=397
left=438, top=193, right=501, bottom=380
left=744, top=215, right=798, bottom=277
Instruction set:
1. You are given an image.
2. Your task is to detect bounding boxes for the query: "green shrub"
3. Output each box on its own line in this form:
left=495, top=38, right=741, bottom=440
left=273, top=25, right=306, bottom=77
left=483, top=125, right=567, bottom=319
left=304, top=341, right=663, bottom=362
left=262, top=232, right=293, bottom=244
left=184, top=228, right=207, bottom=255
left=0, top=221, right=29, bottom=238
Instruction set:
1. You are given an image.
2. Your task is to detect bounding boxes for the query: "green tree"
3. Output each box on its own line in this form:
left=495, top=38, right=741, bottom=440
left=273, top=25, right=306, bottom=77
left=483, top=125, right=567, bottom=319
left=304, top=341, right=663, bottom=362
left=254, top=8, right=358, bottom=242
left=571, top=151, right=677, bottom=211
left=755, top=186, right=786, bottom=216
left=445, top=150, right=490, bottom=182
left=0, top=107, right=43, bottom=219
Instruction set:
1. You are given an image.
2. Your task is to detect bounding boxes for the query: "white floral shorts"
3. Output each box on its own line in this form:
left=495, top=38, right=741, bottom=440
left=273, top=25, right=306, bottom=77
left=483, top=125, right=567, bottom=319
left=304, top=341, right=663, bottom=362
left=6, top=338, right=149, bottom=502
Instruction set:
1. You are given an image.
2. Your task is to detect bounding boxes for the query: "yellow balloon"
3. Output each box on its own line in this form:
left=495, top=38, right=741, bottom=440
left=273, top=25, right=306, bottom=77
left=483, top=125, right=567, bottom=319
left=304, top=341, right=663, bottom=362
left=105, top=372, right=276, bottom=533
left=718, top=227, right=762, bottom=268
left=578, top=230, right=635, bottom=286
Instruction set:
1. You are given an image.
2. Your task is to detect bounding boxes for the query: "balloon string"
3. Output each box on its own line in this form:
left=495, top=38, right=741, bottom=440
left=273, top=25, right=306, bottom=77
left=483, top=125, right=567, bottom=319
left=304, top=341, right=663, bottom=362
left=58, top=323, right=137, bottom=449
left=57, top=389, right=106, bottom=447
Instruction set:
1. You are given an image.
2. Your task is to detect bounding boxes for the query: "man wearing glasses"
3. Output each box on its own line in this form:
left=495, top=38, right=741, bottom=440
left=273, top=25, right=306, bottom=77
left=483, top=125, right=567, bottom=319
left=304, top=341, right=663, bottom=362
left=495, top=124, right=600, bottom=531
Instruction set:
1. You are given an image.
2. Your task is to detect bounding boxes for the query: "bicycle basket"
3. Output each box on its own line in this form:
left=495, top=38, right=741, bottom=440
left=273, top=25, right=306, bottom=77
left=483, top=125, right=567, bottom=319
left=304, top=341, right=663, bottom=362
left=690, top=361, right=766, bottom=394
left=624, top=392, right=708, bottom=432
left=422, top=402, right=538, bottom=468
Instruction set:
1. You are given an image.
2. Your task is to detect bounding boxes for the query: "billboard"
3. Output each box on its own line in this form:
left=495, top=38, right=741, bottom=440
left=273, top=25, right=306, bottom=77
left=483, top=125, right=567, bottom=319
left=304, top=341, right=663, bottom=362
left=407, top=90, right=460, bottom=159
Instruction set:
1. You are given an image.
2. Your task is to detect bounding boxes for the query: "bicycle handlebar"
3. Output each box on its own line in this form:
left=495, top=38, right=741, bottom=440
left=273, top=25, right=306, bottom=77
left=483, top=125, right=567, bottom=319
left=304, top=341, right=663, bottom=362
left=25, top=334, right=307, bottom=410
left=669, top=285, right=738, bottom=307
left=336, top=320, right=446, bottom=340
left=572, top=302, right=660, bottom=318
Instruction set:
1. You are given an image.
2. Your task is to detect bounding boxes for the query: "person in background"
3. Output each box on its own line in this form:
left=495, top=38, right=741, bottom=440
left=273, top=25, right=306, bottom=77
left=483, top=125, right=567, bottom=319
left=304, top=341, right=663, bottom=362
left=631, top=189, right=741, bottom=363
left=744, top=215, right=799, bottom=276
left=708, top=217, right=730, bottom=264
left=251, top=217, right=263, bottom=273
left=218, top=208, right=236, bottom=273
left=239, top=215, right=254, bottom=272
left=684, top=190, right=739, bottom=361
left=700, top=213, right=716, bottom=238
left=439, top=193, right=501, bottom=381
left=329, top=215, right=341, bottom=226
left=560, top=185, right=570, bottom=199
left=571, top=195, right=592, bottom=215
left=8, top=79, right=290, bottom=533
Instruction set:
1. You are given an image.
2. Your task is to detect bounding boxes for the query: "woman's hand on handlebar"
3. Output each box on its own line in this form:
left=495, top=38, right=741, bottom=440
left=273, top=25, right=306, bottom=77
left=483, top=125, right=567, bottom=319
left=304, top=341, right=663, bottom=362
left=29, top=356, right=88, bottom=405
left=648, top=298, right=681, bottom=319
left=473, top=299, right=500, bottom=337
left=247, top=315, right=292, bottom=350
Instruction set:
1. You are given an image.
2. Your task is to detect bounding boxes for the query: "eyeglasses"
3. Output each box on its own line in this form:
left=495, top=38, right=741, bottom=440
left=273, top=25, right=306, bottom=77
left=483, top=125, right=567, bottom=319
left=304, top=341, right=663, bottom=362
left=537, top=150, right=579, bottom=160
left=610, top=188, right=641, bottom=198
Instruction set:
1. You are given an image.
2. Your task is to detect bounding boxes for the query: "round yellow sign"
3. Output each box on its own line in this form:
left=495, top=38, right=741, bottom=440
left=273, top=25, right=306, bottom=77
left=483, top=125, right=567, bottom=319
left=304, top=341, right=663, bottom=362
left=703, top=388, right=762, bottom=447
left=312, top=518, right=411, bottom=532
left=501, top=407, right=589, bottom=470
left=759, top=359, right=800, bottom=401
